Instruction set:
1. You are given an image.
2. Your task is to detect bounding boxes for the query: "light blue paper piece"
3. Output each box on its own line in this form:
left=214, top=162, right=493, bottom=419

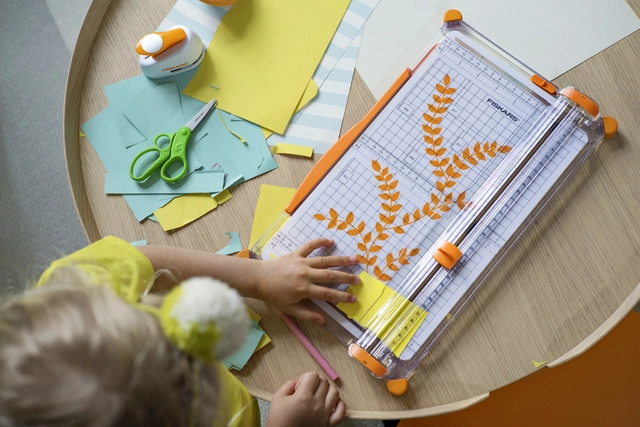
left=81, top=107, right=169, bottom=221
left=190, top=110, right=277, bottom=183
left=120, top=88, right=153, bottom=141
left=222, top=321, right=265, bottom=370
left=105, top=170, right=225, bottom=195
left=215, top=231, right=242, bottom=255
left=129, top=239, right=147, bottom=246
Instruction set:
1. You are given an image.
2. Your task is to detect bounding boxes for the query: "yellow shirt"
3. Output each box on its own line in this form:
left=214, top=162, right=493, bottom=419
left=38, top=236, right=260, bottom=427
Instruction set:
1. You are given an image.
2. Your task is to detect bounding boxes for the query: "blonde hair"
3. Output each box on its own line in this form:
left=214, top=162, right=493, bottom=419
left=0, top=268, right=220, bottom=427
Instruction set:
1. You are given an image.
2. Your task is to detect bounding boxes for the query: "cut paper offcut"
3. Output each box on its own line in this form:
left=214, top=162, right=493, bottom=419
left=215, top=232, right=242, bottom=255
left=129, top=239, right=147, bottom=246
left=249, top=185, right=297, bottom=248
left=246, top=307, right=272, bottom=351
left=153, top=194, right=218, bottom=231
left=222, top=321, right=265, bottom=370
left=183, top=0, right=350, bottom=134
left=532, top=360, right=547, bottom=369
left=272, top=143, right=314, bottom=158
left=153, top=189, right=233, bottom=232
left=104, top=170, right=225, bottom=195
left=337, top=271, right=427, bottom=356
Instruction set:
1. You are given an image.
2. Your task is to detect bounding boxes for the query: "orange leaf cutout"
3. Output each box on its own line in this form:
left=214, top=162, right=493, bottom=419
left=346, top=212, right=354, bottom=223
left=363, top=232, right=372, bottom=243
left=356, top=255, right=367, bottom=264
left=329, top=208, right=338, bottom=219
left=413, top=209, right=421, bottom=221
left=409, top=248, right=421, bottom=256
left=388, top=263, right=399, bottom=272
left=398, top=256, right=409, bottom=265
left=372, top=160, right=381, bottom=172
left=386, top=253, right=394, bottom=264
left=393, top=226, right=405, bottom=234
left=375, top=222, right=384, bottom=233
left=368, top=256, right=378, bottom=266
left=337, top=222, right=348, bottom=230
left=357, top=242, right=367, bottom=251
left=328, top=220, right=337, bottom=229
left=498, top=145, right=512, bottom=153
left=443, top=74, right=451, bottom=85
left=370, top=245, right=382, bottom=253
left=457, top=191, right=467, bottom=210
left=314, top=213, right=325, bottom=221
left=444, top=87, right=456, bottom=95
left=373, top=265, right=392, bottom=282
left=436, top=84, right=446, bottom=93
left=347, top=229, right=359, bottom=236
left=378, top=233, right=390, bottom=240
left=357, top=221, right=365, bottom=232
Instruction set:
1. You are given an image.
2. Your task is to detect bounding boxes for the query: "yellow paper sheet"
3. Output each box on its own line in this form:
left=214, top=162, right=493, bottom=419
left=249, top=184, right=297, bottom=247
left=183, top=0, right=349, bottom=134
left=272, top=143, right=314, bottom=158
left=154, top=194, right=218, bottom=231
left=337, top=271, right=427, bottom=357
left=262, top=79, right=319, bottom=139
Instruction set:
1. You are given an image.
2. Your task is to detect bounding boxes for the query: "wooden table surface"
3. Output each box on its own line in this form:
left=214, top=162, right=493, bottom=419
left=64, top=0, right=640, bottom=419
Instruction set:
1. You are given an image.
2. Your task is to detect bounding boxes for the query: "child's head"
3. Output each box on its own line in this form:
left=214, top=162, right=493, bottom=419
left=0, top=269, right=219, bottom=427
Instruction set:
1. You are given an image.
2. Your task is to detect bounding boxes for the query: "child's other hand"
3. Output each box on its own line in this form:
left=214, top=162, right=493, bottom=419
left=256, top=238, right=360, bottom=324
left=266, top=372, right=346, bottom=427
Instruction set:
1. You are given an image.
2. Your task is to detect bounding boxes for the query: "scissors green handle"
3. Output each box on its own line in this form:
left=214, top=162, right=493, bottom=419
left=129, top=127, right=191, bottom=183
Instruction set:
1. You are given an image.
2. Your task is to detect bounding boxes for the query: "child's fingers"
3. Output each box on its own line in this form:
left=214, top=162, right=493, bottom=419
left=324, top=383, right=341, bottom=411
left=306, top=254, right=358, bottom=269
left=274, top=379, right=297, bottom=398
left=295, top=372, right=321, bottom=395
left=308, top=268, right=360, bottom=286
left=328, top=400, right=347, bottom=427
left=307, top=285, right=357, bottom=305
left=314, top=375, right=329, bottom=399
left=295, top=238, right=334, bottom=257
left=285, top=303, right=326, bottom=324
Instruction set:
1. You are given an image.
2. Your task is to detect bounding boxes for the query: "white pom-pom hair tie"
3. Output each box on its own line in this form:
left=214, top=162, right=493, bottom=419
left=159, top=277, right=250, bottom=361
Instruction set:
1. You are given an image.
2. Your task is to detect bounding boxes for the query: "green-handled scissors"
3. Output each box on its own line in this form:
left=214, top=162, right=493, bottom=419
left=130, top=99, right=217, bottom=183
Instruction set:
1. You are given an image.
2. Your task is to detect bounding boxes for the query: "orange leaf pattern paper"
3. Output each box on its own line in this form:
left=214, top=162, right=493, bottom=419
left=313, top=75, right=512, bottom=282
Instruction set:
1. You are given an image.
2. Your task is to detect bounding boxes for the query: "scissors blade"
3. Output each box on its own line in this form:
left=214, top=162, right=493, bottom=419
left=185, top=99, right=218, bottom=132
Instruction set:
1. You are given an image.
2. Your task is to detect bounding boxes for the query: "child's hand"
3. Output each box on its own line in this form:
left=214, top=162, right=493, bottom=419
left=256, top=238, right=360, bottom=324
left=266, top=372, right=346, bottom=427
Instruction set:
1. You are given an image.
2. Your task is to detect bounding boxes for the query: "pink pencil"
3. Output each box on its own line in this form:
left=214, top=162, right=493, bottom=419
left=280, top=313, right=339, bottom=381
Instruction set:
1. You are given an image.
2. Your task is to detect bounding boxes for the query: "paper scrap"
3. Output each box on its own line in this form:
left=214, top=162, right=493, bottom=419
left=337, top=271, right=427, bottom=356
left=129, top=239, right=147, bottom=246
left=215, top=232, right=242, bottom=255
left=153, top=194, right=219, bottom=231
left=532, top=360, right=547, bottom=369
left=222, top=322, right=265, bottom=370
left=272, top=143, right=314, bottom=158
left=183, top=0, right=350, bottom=134
left=104, top=170, right=224, bottom=195
left=79, top=128, right=85, bottom=137
left=249, top=185, right=297, bottom=248
left=213, top=188, right=233, bottom=205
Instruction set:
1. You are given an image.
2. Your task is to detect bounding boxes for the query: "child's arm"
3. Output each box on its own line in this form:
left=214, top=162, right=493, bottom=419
left=137, top=238, right=360, bottom=324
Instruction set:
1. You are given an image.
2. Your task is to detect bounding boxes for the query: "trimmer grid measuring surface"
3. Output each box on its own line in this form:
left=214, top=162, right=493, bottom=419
left=263, top=31, right=589, bottom=360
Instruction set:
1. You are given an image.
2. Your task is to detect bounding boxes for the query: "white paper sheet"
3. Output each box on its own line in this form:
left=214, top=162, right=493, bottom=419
left=358, top=0, right=640, bottom=99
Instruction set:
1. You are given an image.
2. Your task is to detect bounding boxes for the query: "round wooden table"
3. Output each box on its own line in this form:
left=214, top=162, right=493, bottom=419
left=64, top=0, right=640, bottom=419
